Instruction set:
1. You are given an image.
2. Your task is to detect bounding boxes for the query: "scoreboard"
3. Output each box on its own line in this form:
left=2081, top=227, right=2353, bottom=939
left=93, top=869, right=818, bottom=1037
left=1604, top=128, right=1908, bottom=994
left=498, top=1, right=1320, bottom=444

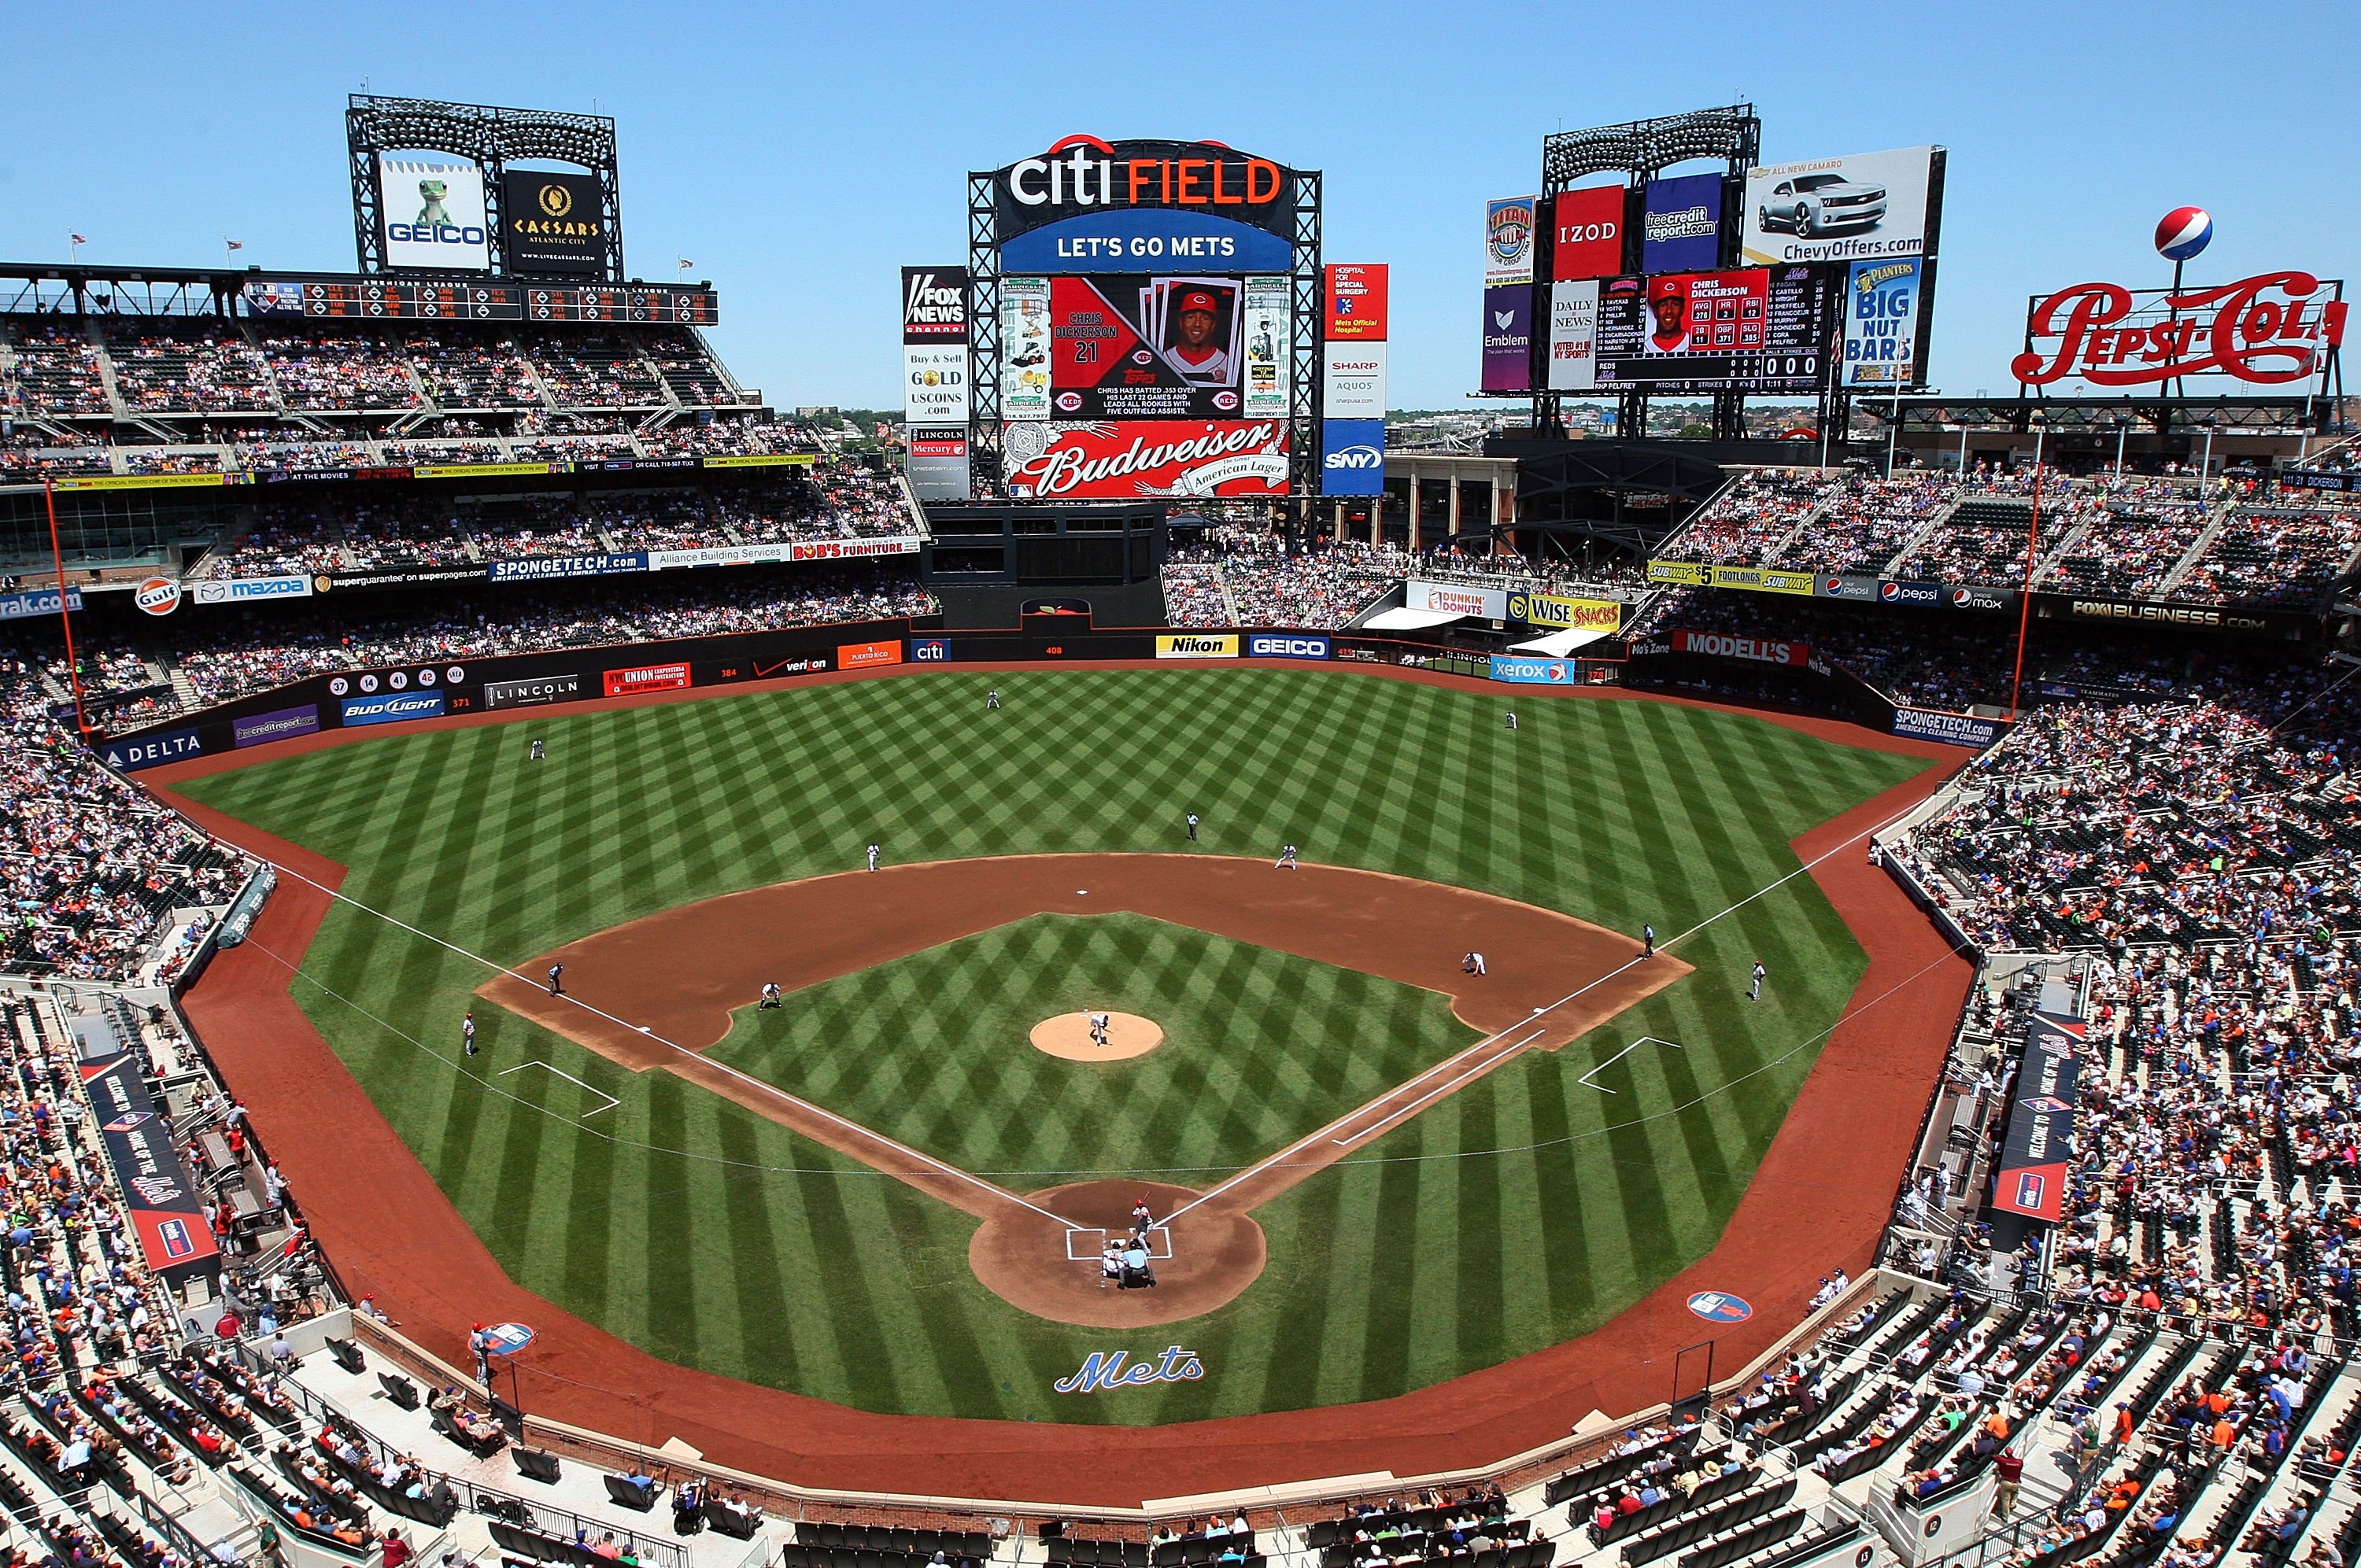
left=1589, top=265, right=1832, bottom=395
left=245, top=277, right=719, bottom=326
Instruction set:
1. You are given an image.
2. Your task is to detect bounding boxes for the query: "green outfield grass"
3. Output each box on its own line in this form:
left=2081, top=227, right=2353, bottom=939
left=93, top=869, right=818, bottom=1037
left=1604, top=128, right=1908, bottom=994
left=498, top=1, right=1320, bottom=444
left=711, top=912, right=1476, bottom=1181
left=178, top=667, right=1928, bottom=1423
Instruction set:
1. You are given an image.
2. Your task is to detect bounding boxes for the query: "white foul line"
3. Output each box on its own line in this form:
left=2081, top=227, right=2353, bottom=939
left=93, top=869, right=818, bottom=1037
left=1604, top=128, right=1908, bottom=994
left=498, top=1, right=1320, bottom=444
left=1579, top=1035, right=1685, bottom=1095
left=1332, top=1028, right=1548, bottom=1146
left=255, top=859, right=1079, bottom=1230
left=497, top=1060, right=622, bottom=1116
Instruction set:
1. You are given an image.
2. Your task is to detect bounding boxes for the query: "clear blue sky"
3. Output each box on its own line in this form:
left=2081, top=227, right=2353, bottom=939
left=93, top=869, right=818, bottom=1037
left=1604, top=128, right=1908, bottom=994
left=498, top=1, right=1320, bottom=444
left=2, top=2, right=2352, bottom=411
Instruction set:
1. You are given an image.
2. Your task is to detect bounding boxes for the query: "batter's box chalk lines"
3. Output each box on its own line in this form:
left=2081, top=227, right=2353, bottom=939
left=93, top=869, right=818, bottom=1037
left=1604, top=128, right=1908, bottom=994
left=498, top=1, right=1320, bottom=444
left=1063, top=1227, right=1173, bottom=1262
left=498, top=1059, right=623, bottom=1117
left=1579, top=1035, right=1685, bottom=1094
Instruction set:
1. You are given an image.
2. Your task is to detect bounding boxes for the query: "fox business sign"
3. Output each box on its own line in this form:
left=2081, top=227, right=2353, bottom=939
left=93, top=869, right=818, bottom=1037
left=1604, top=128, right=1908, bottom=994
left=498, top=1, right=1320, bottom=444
left=379, top=157, right=490, bottom=271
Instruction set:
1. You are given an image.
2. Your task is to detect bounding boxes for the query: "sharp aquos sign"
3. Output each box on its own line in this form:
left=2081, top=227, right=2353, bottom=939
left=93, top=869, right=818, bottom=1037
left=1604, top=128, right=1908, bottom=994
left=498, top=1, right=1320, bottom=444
left=1004, top=419, right=1288, bottom=500
left=2015, top=271, right=2346, bottom=388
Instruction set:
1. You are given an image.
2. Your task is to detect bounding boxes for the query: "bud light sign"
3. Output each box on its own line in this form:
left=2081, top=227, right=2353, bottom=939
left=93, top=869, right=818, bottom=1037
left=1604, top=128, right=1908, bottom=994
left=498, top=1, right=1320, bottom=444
left=1321, top=419, right=1384, bottom=496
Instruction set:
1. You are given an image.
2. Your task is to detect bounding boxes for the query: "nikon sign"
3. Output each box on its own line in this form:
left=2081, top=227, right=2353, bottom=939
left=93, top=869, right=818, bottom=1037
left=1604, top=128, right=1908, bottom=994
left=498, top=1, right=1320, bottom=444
left=500, top=171, right=606, bottom=276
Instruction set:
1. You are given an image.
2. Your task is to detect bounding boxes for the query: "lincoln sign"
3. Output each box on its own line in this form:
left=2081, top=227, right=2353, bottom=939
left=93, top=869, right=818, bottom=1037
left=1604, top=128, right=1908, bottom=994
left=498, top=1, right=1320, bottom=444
left=2014, top=270, right=2346, bottom=387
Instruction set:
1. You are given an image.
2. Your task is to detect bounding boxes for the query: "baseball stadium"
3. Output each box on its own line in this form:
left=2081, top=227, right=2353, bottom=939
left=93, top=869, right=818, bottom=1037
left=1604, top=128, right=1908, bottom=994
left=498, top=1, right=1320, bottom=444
left=2, top=42, right=2358, bottom=1568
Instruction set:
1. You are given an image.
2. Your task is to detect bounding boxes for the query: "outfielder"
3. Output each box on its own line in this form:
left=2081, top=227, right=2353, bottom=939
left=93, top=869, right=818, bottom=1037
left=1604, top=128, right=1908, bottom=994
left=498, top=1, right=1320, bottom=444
left=986, top=690, right=1000, bottom=710
left=1185, top=812, right=1199, bottom=842
left=1750, top=961, right=1767, bottom=1002
left=462, top=1009, right=477, bottom=1057
left=529, top=739, right=544, bottom=761
left=866, top=843, right=880, bottom=873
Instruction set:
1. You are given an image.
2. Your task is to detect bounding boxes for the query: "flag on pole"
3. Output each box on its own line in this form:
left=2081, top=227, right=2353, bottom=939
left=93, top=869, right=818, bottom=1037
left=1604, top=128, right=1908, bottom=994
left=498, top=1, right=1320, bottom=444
left=69, top=234, right=87, bottom=245
left=225, top=239, right=244, bottom=251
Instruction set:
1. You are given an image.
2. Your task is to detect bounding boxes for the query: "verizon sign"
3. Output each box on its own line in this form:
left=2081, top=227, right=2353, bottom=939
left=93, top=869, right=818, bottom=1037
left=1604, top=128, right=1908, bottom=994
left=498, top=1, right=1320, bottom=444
left=2014, top=270, right=2346, bottom=387
left=1004, top=419, right=1288, bottom=500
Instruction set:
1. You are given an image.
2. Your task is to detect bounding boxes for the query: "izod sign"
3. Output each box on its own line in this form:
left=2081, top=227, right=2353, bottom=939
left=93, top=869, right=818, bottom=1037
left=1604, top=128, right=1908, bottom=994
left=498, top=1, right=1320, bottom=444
left=134, top=577, right=183, bottom=616
left=1551, top=184, right=1625, bottom=281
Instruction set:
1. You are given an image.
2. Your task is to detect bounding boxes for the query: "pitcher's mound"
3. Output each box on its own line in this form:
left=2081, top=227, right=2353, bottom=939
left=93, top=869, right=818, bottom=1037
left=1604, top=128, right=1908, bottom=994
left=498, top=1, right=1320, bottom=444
left=1031, top=1012, right=1164, bottom=1061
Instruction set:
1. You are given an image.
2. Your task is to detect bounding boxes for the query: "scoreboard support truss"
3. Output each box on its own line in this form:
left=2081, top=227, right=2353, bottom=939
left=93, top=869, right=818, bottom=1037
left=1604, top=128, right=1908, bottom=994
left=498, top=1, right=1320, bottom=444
left=347, top=94, right=625, bottom=283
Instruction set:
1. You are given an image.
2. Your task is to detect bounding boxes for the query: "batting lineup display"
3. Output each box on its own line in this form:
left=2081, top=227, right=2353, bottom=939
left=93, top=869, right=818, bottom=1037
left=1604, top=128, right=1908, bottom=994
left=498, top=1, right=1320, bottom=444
left=1587, top=265, right=1834, bottom=394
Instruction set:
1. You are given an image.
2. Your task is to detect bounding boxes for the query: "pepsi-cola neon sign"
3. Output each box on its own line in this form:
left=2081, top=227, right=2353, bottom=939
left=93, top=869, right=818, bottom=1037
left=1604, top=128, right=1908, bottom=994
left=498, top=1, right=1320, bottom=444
left=2014, top=270, right=2344, bottom=387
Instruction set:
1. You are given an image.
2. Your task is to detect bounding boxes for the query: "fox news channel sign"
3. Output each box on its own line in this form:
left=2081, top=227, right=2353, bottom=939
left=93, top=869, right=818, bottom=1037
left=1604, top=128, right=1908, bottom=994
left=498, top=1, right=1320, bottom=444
left=989, top=137, right=1296, bottom=275
left=379, top=157, right=491, bottom=271
left=1741, top=148, right=1940, bottom=268
left=902, top=266, right=971, bottom=426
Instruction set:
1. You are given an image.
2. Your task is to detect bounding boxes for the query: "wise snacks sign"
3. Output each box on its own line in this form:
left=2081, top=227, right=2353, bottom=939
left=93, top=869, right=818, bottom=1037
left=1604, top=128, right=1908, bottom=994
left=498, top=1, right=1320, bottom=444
left=2014, top=270, right=2345, bottom=387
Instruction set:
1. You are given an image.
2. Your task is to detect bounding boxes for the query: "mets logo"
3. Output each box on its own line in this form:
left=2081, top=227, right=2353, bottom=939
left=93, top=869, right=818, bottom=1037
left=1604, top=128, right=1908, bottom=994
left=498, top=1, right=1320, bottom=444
left=537, top=183, right=573, bottom=219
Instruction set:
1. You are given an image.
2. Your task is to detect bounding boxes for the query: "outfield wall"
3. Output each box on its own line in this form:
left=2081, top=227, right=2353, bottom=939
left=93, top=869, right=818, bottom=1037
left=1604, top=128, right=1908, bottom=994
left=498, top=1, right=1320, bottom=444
left=97, top=617, right=1988, bottom=773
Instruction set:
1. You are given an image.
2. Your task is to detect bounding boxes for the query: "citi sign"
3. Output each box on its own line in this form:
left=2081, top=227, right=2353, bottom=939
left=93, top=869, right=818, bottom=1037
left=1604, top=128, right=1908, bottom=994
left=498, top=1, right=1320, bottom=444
left=1007, top=140, right=1282, bottom=210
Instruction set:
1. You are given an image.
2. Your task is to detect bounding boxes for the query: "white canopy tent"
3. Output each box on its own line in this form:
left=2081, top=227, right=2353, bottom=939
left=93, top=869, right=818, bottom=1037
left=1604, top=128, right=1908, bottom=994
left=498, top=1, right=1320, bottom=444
left=1506, top=627, right=1614, bottom=657
left=1360, top=607, right=1465, bottom=633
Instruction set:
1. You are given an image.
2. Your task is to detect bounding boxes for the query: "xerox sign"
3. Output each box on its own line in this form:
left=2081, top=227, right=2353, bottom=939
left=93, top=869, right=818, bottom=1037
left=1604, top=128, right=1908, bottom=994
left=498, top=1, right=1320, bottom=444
left=1246, top=634, right=1329, bottom=660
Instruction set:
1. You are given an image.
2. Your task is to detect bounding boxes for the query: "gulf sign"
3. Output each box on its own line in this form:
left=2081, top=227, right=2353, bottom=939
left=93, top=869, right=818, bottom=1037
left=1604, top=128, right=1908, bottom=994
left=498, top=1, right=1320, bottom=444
left=135, top=577, right=183, bottom=616
left=1325, top=264, right=1390, bottom=340
left=2014, top=271, right=2346, bottom=387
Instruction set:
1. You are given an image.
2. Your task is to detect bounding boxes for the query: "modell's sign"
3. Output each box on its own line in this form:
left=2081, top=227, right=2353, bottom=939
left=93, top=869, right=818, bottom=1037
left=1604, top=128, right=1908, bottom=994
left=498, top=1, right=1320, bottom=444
left=1671, top=629, right=1809, bottom=666
left=1004, top=419, right=1288, bottom=500
left=2014, top=270, right=2346, bottom=387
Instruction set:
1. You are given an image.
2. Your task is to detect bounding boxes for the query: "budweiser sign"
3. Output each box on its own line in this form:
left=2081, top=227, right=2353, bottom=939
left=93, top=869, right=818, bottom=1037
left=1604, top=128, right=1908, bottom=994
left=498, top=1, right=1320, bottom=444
left=1005, top=419, right=1289, bottom=500
left=2013, top=270, right=2346, bottom=387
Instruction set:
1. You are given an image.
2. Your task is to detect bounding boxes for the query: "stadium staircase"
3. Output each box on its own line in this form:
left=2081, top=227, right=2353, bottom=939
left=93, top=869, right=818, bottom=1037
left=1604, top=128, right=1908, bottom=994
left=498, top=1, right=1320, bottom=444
left=1878, top=494, right=1964, bottom=576
left=2155, top=491, right=2243, bottom=596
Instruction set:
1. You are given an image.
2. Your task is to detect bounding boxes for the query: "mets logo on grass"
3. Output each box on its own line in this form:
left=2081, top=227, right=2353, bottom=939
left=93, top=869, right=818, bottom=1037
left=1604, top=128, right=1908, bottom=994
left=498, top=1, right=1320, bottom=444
left=1054, top=1345, right=1206, bottom=1393
left=1687, top=1291, right=1753, bottom=1323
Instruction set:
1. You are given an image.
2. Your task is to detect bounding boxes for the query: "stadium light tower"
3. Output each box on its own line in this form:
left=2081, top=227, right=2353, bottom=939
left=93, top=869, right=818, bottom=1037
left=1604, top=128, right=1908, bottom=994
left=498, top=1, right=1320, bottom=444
left=2007, top=413, right=2047, bottom=721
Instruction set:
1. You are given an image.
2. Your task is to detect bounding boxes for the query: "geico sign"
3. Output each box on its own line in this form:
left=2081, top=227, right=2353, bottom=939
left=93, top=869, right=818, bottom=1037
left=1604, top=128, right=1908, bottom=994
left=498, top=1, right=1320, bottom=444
left=1325, top=445, right=1382, bottom=470
left=386, top=222, right=487, bottom=246
left=1007, top=142, right=1282, bottom=209
left=2014, top=271, right=2348, bottom=387
left=1246, top=635, right=1329, bottom=659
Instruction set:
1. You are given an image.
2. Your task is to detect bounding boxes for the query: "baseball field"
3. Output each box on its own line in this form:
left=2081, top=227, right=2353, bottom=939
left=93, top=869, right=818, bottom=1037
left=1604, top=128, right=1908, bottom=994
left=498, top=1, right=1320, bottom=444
left=173, top=665, right=1931, bottom=1426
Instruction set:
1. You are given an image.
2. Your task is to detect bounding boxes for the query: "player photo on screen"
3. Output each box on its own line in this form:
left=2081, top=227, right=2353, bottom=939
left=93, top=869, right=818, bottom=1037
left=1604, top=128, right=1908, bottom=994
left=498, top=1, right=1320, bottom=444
left=1642, top=272, right=1767, bottom=356
left=1150, top=279, right=1240, bottom=386
left=1047, top=275, right=1251, bottom=419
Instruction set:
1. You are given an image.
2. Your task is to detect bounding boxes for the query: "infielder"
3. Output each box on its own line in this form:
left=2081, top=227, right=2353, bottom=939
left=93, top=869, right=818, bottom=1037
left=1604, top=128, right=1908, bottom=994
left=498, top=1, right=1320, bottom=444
left=1750, top=961, right=1767, bottom=1002
left=866, top=843, right=880, bottom=873
left=546, top=962, right=563, bottom=996
left=462, top=1010, right=477, bottom=1057
left=1185, top=812, right=1199, bottom=842
left=1275, top=843, right=1298, bottom=870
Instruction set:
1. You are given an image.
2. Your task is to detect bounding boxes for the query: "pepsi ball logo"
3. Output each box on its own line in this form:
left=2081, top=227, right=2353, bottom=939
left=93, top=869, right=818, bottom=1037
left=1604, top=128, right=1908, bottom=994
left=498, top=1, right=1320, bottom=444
left=2155, top=206, right=2213, bottom=263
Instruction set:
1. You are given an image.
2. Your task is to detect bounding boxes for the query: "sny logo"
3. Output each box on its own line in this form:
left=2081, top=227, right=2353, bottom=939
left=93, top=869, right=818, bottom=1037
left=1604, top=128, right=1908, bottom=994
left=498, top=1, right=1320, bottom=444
left=1324, top=445, right=1381, bottom=470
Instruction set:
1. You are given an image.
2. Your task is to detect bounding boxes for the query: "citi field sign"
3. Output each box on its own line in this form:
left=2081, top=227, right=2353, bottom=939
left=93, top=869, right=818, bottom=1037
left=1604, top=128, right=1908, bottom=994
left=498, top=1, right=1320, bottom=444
left=991, top=136, right=1298, bottom=274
